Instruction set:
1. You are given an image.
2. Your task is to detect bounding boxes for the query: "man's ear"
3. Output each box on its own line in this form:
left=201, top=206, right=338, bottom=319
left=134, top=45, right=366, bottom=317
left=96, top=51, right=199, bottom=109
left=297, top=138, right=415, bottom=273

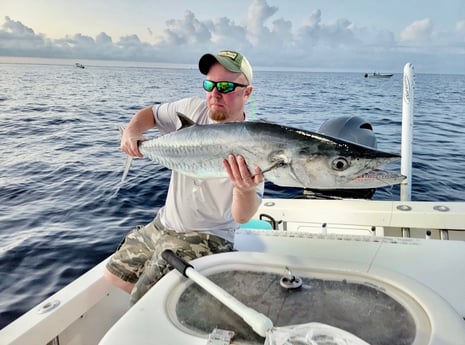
left=244, top=85, right=253, bottom=98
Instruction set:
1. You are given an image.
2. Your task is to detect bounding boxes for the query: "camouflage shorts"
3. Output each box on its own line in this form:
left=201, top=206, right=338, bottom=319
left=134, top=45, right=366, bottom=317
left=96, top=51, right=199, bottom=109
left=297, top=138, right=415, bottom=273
left=106, top=215, right=234, bottom=304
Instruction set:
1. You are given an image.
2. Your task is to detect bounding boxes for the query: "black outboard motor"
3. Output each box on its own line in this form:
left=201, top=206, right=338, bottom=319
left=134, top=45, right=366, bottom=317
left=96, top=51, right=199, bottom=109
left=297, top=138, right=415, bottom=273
left=304, top=116, right=378, bottom=199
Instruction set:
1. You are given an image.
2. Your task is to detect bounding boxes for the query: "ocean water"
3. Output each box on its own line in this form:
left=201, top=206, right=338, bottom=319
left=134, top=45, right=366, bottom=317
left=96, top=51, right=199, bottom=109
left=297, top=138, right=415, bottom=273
left=0, top=60, right=464, bottom=329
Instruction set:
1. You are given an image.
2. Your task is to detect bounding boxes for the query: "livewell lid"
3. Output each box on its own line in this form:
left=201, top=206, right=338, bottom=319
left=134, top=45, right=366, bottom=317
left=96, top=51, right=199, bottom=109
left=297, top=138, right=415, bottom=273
left=176, top=270, right=416, bottom=344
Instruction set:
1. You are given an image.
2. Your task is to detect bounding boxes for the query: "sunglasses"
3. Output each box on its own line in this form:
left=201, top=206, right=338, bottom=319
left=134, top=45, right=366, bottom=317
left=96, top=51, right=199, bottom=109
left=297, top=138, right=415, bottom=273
left=203, top=80, right=248, bottom=94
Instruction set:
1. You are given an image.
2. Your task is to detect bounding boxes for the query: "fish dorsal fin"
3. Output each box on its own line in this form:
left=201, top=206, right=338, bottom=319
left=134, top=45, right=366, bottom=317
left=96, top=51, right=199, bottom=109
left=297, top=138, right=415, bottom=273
left=176, top=112, right=196, bottom=129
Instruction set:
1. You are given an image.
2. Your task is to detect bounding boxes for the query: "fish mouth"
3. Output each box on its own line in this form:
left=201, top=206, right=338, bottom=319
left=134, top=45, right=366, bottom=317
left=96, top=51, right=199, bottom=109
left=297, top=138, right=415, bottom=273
left=342, top=169, right=406, bottom=189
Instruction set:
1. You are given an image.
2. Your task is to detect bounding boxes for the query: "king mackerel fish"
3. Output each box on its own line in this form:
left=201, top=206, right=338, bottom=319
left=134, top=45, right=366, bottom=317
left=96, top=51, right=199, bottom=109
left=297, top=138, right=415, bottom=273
left=123, top=113, right=404, bottom=189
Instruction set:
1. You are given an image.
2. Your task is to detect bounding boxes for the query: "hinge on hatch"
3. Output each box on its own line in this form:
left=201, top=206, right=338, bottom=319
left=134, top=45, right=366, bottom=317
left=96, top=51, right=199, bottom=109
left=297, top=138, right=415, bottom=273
left=207, top=328, right=235, bottom=344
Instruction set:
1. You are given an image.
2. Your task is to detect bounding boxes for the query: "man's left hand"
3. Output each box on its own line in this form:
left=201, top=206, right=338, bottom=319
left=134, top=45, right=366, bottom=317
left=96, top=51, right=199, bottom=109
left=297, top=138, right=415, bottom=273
left=223, top=154, right=264, bottom=192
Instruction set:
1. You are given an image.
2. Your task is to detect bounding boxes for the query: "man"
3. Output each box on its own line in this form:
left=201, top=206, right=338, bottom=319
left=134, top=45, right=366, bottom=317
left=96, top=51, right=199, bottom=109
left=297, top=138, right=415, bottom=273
left=104, top=50, right=264, bottom=304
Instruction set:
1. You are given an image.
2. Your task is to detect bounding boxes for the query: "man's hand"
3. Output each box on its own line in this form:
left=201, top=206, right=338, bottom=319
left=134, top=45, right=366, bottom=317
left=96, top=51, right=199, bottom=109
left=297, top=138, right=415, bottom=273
left=222, top=154, right=264, bottom=192
left=120, top=106, right=155, bottom=157
left=223, top=154, right=264, bottom=224
left=120, top=127, right=145, bottom=158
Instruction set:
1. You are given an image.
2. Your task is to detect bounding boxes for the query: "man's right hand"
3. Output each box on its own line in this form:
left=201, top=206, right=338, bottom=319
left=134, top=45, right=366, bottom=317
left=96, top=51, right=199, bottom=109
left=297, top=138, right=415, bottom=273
left=120, top=106, right=156, bottom=157
left=120, top=127, right=145, bottom=157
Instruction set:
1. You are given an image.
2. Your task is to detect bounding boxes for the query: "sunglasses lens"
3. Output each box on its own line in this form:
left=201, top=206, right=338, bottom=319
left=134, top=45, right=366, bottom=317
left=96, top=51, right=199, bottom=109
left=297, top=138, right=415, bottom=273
left=216, top=82, right=234, bottom=93
left=203, top=80, right=215, bottom=92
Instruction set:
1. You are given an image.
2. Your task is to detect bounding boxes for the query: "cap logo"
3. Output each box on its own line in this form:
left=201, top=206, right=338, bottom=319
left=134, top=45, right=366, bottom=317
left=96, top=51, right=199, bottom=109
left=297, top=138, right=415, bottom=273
left=218, top=51, right=239, bottom=61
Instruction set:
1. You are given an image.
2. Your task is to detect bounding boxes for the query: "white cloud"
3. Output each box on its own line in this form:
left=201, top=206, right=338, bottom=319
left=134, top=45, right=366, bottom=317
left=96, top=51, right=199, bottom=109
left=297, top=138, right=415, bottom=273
left=400, top=18, right=434, bottom=44
left=246, top=0, right=279, bottom=45
left=0, top=17, right=51, bottom=56
left=95, top=32, right=113, bottom=46
left=2, top=16, right=34, bottom=36
left=161, top=10, right=211, bottom=45
left=0, top=0, right=464, bottom=73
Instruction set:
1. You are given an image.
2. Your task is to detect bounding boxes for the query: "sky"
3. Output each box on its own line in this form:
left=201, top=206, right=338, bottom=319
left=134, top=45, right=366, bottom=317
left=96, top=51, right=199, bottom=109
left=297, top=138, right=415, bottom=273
left=1, top=0, right=464, bottom=73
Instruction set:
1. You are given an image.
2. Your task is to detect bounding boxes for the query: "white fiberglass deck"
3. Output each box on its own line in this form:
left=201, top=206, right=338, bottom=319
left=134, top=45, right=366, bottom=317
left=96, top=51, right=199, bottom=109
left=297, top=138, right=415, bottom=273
left=100, top=232, right=465, bottom=345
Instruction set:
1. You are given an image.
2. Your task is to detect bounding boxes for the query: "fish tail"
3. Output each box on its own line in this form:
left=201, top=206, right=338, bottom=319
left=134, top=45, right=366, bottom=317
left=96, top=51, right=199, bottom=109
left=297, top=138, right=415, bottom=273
left=121, top=155, right=133, bottom=183
left=117, top=125, right=132, bottom=183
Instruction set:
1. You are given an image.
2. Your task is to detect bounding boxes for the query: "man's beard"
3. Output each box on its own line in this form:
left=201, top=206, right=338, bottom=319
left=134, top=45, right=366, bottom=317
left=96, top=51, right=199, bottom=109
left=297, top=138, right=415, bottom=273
left=209, top=109, right=227, bottom=122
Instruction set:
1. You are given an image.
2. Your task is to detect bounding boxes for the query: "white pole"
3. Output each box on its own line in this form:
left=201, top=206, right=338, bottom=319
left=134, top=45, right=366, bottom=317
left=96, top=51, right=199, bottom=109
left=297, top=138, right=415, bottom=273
left=162, top=249, right=273, bottom=337
left=185, top=267, right=273, bottom=337
left=401, top=63, right=415, bottom=201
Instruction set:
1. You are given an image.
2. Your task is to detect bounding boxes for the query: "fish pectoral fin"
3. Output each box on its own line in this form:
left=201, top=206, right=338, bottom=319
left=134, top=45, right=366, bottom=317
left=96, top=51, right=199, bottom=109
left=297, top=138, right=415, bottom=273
left=253, top=159, right=288, bottom=177
left=176, top=112, right=197, bottom=129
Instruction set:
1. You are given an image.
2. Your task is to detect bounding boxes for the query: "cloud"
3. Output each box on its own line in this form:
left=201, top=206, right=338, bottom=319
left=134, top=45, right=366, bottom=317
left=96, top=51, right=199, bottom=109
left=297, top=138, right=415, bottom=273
left=2, top=16, right=34, bottom=36
left=160, top=10, right=211, bottom=45
left=0, top=16, right=51, bottom=56
left=1, top=0, right=464, bottom=73
left=298, top=10, right=361, bottom=48
left=400, top=19, right=434, bottom=44
left=96, top=32, right=112, bottom=45
left=246, top=0, right=279, bottom=45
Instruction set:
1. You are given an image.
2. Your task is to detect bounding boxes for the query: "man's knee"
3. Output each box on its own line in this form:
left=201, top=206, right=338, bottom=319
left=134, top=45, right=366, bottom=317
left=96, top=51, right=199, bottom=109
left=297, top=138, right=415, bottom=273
left=103, top=266, right=134, bottom=294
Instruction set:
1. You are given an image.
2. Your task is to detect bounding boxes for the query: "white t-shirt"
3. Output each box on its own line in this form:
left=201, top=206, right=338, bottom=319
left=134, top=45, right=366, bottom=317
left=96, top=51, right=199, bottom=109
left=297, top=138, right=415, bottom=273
left=152, top=97, right=264, bottom=242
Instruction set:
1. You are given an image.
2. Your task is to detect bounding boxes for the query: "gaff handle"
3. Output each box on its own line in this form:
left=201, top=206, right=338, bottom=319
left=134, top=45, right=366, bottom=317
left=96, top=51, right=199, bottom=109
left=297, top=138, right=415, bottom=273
left=162, top=249, right=193, bottom=277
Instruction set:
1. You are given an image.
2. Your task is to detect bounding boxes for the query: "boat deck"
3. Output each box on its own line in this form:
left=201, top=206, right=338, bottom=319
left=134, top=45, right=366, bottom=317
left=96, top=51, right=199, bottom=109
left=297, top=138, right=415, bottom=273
left=253, top=198, right=465, bottom=241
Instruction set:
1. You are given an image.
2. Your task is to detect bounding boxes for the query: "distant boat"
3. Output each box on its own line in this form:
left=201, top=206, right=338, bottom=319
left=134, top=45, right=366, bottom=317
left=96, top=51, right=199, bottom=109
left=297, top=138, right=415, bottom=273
left=364, top=72, right=393, bottom=78
left=75, top=63, right=85, bottom=69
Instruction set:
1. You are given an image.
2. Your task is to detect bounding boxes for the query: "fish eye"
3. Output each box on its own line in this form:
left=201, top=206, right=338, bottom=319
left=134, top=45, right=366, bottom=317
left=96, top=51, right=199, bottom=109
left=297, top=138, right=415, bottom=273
left=331, top=157, right=349, bottom=171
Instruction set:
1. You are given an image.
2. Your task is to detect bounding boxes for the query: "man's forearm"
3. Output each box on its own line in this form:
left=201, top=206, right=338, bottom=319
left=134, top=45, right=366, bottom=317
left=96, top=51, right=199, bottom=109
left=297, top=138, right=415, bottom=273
left=231, top=188, right=260, bottom=224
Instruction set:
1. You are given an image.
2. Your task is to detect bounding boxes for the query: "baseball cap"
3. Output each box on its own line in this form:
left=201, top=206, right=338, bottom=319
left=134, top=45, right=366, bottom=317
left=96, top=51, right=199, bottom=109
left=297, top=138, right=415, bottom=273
left=199, top=50, right=253, bottom=83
